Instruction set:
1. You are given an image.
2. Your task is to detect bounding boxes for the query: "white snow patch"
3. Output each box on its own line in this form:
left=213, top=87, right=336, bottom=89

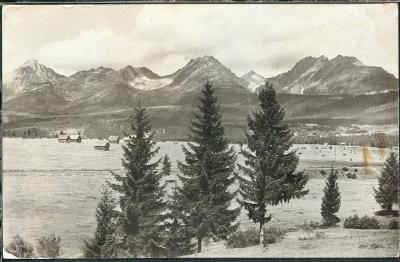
left=362, top=89, right=395, bottom=95
left=242, top=71, right=265, bottom=92
left=128, top=76, right=173, bottom=90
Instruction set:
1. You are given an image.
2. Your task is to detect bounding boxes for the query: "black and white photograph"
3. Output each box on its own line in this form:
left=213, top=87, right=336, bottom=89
left=1, top=3, right=399, bottom=259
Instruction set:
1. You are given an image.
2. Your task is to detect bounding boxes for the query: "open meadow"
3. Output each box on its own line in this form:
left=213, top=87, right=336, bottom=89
left=3, top=138, right=399, bottom=257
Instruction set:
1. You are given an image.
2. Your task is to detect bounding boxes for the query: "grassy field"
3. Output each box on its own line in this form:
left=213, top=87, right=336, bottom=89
left=3, top=138, right=399, bottom=257
left=185, top=228, right=398, bottom=258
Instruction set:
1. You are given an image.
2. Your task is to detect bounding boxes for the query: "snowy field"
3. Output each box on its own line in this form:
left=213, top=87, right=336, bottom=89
left=3, top=137, right=395, bottom=171
left=3, top=138, right=399, bottom=257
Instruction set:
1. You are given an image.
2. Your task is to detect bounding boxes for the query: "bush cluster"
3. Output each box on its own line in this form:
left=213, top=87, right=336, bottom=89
left=6, top=234, right=62, bottom=259
left=299, top=221, right=321, bottom=231
left=226, top=228, right=259, bottom=248
left=6, top=235, right=34, bottom=258
left=346, top=173, right=357, bottom=179
left=36, top=234, right=61, bottom=258
left=262, top=226, right=286, bottom=246
left=227, top=226, right=286, bottom=248
left=343, top=215, right=380, bottom=229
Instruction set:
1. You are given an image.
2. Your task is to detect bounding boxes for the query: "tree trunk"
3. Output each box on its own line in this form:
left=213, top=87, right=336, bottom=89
left=197, top=237, right=202, bottom=253
left=259, top=222, right=264, bottom=247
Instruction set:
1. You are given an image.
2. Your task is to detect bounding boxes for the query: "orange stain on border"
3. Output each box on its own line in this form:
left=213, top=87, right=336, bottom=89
left=378, top=147, right=386, bottom=161
left=362, top=145, right=370, bottom=176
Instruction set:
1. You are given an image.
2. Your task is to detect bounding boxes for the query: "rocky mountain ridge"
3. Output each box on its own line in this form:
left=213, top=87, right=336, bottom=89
left=3, top=55, right=398, bottom=138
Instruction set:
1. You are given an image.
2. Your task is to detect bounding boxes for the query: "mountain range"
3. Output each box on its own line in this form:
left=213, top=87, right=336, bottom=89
left=3, top=55, right=398, bottom=139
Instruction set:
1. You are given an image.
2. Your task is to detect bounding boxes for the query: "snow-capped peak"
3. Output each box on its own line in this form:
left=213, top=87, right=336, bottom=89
left=241, top=70, right=266, bottom=92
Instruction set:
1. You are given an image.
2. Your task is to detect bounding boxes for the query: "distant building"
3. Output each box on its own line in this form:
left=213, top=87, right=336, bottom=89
left=123, top=135, right=133, bottom=143
left=94, top=142, right=110, bottom=151
left=123, top=133, right=153, bottom=143
left=58, top=135, right=70, bottom=143
left=108, top=135, right=120, bottom=144
left=69, top=135, right=82, bottom=143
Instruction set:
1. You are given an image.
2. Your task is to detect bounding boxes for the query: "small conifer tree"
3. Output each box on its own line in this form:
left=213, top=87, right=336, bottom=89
left=374, top=152, right=399, bottom=213
left=83, top=185, right=117, bottom=258
left=163, top=187, right=195, bottom=257
left=161, top=155, right=172, bottom=178
left=321, top=167, right=341, bottom=226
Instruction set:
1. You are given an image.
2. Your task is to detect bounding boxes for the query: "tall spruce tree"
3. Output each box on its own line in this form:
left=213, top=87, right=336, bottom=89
left=238, top=82, right=309, bottom=244
left=161, top=155, right=172, bottom=178
left=374, top=152, right=399, bottom=213
left=83, top=185, right=117, bottom=258
left=321, top=167, right=341, bottom=226
left=176, top=81, right=240, bottom=253
left=109, top=105, right=166, bottom=257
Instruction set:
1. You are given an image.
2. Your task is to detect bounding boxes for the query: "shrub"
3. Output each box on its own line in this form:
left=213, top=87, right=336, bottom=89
left=299, top=221, right=321, bottom=231
left=343, top=215, right=380, bottom=229
left=226, top=228, right=259, bottom=248
left=369, top=242, right=385, bottom=249
left=346, top=173, right=356, bottom=179
left=299, top=243, right=318, bottom=249
left=320, top=170, right=327, bottom=176
left=36, top=234, right=61, bottom=258
left=354, top=168, right=358, bottom=173
left=6, top=234, right=34, bottom=258
left=315, top=231, right=327, bottom=239
left=262, top=226, right=286, bottom=246
left=359, top=242, right=384, bottom=249
left=374, top=209, right=399, bottom=217
left=298, top=221, right=320, bottom=240
left=388, top=219, right=399, bottom=230
left=342, top=167, right=349, bottom=172
left=227, top=226, right=286, bottom=248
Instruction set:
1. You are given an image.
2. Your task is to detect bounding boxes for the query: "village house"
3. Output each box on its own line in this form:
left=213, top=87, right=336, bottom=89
left=94, top=141, right=110, bottom=151
left=123, top=135, right=133, bottom=143
left=57, top=135, right=70, bottom=143
left=69, top=135, right=82, bottom=143
left=108, top=135, right=120, bottom=144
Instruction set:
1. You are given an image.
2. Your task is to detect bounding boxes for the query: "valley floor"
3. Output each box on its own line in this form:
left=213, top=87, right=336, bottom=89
left=2, top=139, right=399, bottom=258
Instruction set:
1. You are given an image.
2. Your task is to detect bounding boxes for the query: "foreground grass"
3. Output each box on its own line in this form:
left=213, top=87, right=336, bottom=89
left=185, top=228, right=398, bottom=258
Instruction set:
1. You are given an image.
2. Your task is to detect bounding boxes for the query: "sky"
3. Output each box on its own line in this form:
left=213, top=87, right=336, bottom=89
left=2, top=4, right=398, bottom=78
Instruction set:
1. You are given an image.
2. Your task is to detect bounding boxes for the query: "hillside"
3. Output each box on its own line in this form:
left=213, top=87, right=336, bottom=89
left=258, top=55, right=398, bottom=95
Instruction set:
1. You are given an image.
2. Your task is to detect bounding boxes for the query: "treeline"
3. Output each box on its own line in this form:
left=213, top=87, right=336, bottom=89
left=293, top=134, right=399, bottom=147
left=81, top=82, right=309, bottom=258
left=3, top=127, right=49, bottom=138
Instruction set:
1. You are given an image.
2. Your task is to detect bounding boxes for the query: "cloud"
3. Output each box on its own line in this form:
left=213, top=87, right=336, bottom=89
left=3, top=4, right=398, bottom=77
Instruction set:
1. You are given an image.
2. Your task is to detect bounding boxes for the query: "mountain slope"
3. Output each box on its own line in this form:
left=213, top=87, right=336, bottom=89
left=3, top=59, right=67, bottom=101
left=263, top=55, right=398, bottom=95
left=3, top=55, right=398, bottom=139
left=241, top=70, right=266, bottom=92
left=164, top=56, right=247, bottom=91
